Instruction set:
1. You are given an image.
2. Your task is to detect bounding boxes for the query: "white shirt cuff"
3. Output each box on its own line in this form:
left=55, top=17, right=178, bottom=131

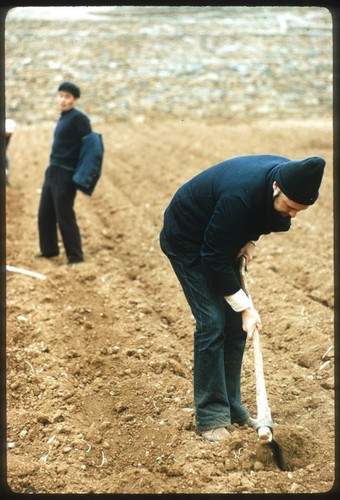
left=225, top=289, right=252, bottom=312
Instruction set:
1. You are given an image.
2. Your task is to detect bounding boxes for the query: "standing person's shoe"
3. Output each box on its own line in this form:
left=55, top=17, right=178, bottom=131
left=67, top=258, right=84, bottom=266
left=201, top=427, right=230, bottom=442
left=35, top=252, right=59, bottom=259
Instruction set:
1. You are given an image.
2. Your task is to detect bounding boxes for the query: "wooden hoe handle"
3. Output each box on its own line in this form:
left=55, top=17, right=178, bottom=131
left=239, top=256, right=273, bottom=443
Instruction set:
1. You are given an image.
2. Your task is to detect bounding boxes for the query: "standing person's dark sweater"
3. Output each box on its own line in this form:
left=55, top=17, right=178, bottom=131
left=50, top=108, right=91, bottom=170
left=37, top=81, right=92, bottom=265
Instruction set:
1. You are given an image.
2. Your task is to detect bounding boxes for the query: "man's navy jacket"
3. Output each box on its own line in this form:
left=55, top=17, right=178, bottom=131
left=161, top=154, right=292, bottom=296
left=72, top=132, right=104, bottom=196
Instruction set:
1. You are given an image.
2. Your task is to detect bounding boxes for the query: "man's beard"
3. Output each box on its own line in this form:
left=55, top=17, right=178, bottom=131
left=273, top=191, right=290, bottom=217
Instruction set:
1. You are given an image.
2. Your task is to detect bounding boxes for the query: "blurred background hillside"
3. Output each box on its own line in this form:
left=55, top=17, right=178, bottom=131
left=4, top=6, right=332, bottom=125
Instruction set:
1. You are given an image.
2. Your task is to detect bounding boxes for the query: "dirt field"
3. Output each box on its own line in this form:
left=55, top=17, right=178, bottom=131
left=3, top=5, right=335, bottom=495
left=5, top=117, right=334, bottom=494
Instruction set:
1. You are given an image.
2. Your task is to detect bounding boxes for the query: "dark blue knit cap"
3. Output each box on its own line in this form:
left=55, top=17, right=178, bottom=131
left=275, top=156, right=325, bottom=205
left=58, top=81, right=80, bottom=98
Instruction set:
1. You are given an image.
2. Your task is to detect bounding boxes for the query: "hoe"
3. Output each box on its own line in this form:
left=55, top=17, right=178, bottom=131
left=239, top=255, right=285, bottom=470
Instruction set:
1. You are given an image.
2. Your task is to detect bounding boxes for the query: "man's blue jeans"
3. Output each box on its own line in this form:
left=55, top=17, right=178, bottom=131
left=160, top=235, right=250, bottom=432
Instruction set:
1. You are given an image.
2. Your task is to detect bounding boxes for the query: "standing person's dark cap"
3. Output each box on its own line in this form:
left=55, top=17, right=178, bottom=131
left=58, top=81, right=81, bottom=99
left=275, top=156, right=325, bottom=205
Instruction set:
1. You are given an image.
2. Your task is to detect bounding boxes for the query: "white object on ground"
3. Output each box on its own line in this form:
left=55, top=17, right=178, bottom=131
left=6, top=265, right=46, bottom=280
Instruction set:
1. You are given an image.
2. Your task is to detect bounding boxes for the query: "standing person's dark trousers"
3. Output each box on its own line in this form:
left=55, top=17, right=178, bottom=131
left=38, top=165, right=83, bottom=264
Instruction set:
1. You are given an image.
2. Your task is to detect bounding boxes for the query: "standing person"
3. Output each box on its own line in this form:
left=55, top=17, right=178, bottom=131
left=160, top=154, right=325, bottom=442
left=5, top=118, right=16, bottom=186
left=37, top=81, right=92, bottom=265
